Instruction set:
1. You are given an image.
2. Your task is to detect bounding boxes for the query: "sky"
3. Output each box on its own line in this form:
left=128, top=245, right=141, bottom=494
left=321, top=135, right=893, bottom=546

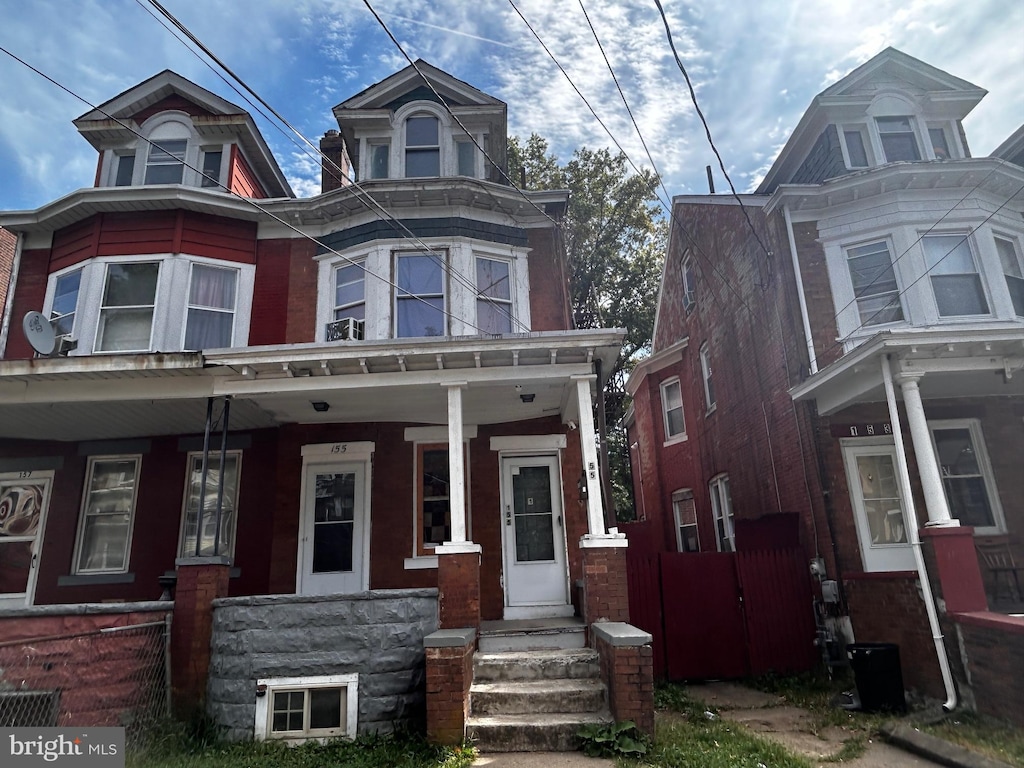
left=0, top=0, right=1021, bottom=212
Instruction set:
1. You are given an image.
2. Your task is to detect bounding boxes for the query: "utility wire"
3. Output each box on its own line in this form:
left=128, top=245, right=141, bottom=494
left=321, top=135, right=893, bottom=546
left=141, top=0, right=530, bottom=333
left=0, top=44, right=507, bottom=339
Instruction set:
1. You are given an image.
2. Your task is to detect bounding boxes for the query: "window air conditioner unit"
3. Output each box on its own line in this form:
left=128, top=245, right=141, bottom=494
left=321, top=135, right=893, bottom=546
left=325, top=317, right=365, bottom=342
left=56, top=335, right=78, bottom=356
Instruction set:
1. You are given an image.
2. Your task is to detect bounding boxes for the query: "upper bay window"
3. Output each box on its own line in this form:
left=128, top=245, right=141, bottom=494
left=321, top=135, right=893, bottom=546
left=44, top=255, right=252, bottom=355
left=396, top=252, right=446, bottom=337
left=475, top=257, right=512, bottom=334
left=994, top=236, right=1024, bottom=316
left=846, top=240, right=904, bottom=327
left=875, top=116, right=921, bottom=163
left=922, top=234, right=988, bottom=317
left=405, top=115, right=440, bottom=177
left=334, top=262, right=366, bottom=322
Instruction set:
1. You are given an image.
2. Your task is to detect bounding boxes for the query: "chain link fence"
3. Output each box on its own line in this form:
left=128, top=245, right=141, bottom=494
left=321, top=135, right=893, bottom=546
left=0, top=615, right=170, bottom=748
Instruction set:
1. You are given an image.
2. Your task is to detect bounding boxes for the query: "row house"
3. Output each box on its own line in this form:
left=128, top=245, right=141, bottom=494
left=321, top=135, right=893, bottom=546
left=0, top=63, right=652, bottom=749
left=626, top=48, right=1023, bottom=721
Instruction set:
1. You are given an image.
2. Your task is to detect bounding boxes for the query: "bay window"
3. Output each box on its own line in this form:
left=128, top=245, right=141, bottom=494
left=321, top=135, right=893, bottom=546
left=845, top=240, right=904, bottom=326
left=50, top=269, right=81, bottom=337
left=922, top=234, right=988, bottom=317
left=334, top=262, right=366, bottom=322
left=184, top=264, right=237, bottom=350
left=96, top=262, right=159, bottom=352
left=396, top=253, right=445, bottom=337
left=994, top=236, right=1024, bottom=316
left=74, top=456, right=140, bottom=574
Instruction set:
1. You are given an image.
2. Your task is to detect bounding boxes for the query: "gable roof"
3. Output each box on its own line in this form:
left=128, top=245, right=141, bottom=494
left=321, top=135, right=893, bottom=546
left=334, top=60, right=504, bottom=114
left=73, top=70, right=293, bottom=198
left=756, top=48, right=987, bottom=194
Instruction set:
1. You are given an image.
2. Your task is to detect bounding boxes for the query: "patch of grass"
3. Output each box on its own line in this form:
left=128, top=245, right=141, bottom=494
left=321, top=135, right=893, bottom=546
left=748, top=670, right=890, bottom=732
left=821, top=734, right=867, bottom=763
left=646, top=683, right=812, bottom=768
left=126, top=731, right=476, bottom=768
left=920, top=713, right=1024, bottom=768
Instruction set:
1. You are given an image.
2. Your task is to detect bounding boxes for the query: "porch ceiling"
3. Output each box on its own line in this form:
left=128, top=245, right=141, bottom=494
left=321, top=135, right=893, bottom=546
left=0, top=330, right=624, bottom=441
left=790, top=328, right=1024, bottom=415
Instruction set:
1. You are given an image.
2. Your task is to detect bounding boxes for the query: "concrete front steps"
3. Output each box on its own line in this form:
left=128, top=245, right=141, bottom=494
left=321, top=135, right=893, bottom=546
left=467, top=646, right=612, bottom=752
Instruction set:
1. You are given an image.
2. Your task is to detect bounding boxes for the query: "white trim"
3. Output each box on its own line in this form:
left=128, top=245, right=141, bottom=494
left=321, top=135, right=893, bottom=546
left=671, top=489, right=699, bottom=553
left=403, top=556, right=438, bottom=570
left=435, top=542, right=482, bottom=555
left=300, top=441, right=375, bottom=460
left=927, top=419, right=1006, bottom=535
left=0, top=470, right=54, bottom=607
left=405, top=425, right=477, bottom=442
left=489, top=435, right=566, bottom=451
left=579, top=533, right=628, bottom=548
left=254, top=673, right=358, bottom=743
left=699, top=342, right=716, bottom=414
left=709, top=473, right=734, bottom=553
left=659, top=377, right=686, bottom=442
left=177, top=450, right=242, bottom=559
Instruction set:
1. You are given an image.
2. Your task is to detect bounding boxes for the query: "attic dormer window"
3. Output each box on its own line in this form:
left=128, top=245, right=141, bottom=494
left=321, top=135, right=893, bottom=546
left=145, top=139, right=187, bottom=184
left=876, top=117, right=921, bottom=163
left=405, top=115, right=440, bottom=177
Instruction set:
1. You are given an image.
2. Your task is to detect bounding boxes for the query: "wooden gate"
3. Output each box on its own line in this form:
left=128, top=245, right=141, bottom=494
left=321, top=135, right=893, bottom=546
left=626, top=549, right=817, bottom=680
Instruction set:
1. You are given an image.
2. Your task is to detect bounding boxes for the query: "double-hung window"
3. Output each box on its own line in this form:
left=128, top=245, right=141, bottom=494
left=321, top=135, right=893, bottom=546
left=74, top=456, right=141, bottom=574
left=699, top=343, right=715, bottom=412
left=405, top=116, right=440, bottom=177
left=876, top=116, right=921, bottom=163
left=660, top=378, right=685, bottom=441
left=994, top=236, right=1024, bottom=316
left=928, top=126, right=951, bottom=159
left=334, top=262, right=366, bottom=322
left=456, top=140, right=476, bottom=177
left=846, top=240, right=904, bottom=326
left=922, top=234, right=988, bottom=317
left=417, top=444, right=451, bottom=557
left=672, top=489, right=699, bottom=553
left=144, top=139, right=187, bottom=184
left=476, top=257, right=512, bottom=334
left=96, top=262, right=160, bottom=352
left=396, top=253, right=445, bottom=337
left=843, top=127, right=871, bottom=168
left=200, top=149, right=223, bottom=188
left=50, top=269, right=82, bottom=338
left=179, top=452, right=241, bottom=558
left=929, top=420, right=1004, bottom=533
left=709, top=474, right=734, bottom=552
left=114, top=153, right=136, bottom=186
left=184, top=264, right=237, bottom=350
left=368, top=143, right=389, bottom=179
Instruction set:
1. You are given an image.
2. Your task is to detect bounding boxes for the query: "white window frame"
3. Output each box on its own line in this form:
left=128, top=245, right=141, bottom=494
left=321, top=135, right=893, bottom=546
left=841, top=438, right=915, bottom=573
left=660, top=377, right=686, bottom=444
left=681, top=253, right=696, bottom=311
left=475, top=254, right=515, bottom=335
left=875, top=115, right=922, bottom=163
left=199, top=146, right=226, bottom=188
left=927, top=419, right=1006, bottom=536
left=456, top=137, right=480, bottom=178
left=994, top=233, right=1024, bottom=317
left=843, top=238, right=906, bottom=329
left=333, top=259, right=366, bottom=322
left=49, top=267, right=83, bottom=339
left=42, top=255, right=254, bottom=356
left=178, top=450, right=242, bottom=559
left=182, top=262, right=239, bottom=351
left=709, top=474, right=734, bottom=552
left=95, top=261, right=161, bottom=353
left=920, top=231, right=991, bottom=319
left=72, top=455, right=142, bottom=575
left=839, top=124, right=874, bottom=169
left=699, top=343, right=715, bottom=414
left=254, top=673, right=358, bottom=743
left=671, top=489, right=699, bottom=553
left=366, top=141, right=390, bottom=180
left=394, top=250, right=448, bottom=338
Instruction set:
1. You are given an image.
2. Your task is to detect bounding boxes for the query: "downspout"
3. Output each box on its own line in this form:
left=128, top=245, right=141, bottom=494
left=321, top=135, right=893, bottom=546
left=0, top=230, right=25, bottom=358
left=783, top=204, right=818, bottom=375
left=881, top=354, right=957, bottom=712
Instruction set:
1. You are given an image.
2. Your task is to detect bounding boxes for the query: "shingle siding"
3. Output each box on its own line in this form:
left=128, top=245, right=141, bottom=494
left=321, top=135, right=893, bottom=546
left=791, top=125, right=848, bottom=185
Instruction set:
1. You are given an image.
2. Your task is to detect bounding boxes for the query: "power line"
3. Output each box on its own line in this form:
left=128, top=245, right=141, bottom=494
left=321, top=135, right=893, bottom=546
left=140, top=0, right=530, bottom=334
left=0, top=44, right=509, bottom=339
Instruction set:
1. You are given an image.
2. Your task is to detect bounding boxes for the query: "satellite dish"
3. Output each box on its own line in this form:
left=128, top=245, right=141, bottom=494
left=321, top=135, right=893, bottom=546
left=22, top=312, right=56, bottom=356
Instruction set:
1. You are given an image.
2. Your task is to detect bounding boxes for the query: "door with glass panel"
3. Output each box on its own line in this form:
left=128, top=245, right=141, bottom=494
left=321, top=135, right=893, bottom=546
left=842, top=442, right=913, bottom=572
left=299, top=462, right=367, bottom=595
left=500, top=456, right=569, bottom=616
left=0, top=471, right=53, bottom=607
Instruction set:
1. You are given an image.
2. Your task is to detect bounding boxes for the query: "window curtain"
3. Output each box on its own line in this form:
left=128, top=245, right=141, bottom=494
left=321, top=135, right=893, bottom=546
left=185, top=266, right=236, bottom=350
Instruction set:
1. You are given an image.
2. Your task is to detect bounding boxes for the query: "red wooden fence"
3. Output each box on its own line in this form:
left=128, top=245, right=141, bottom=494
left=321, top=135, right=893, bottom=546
left=626, top=548, right=818, bottom=680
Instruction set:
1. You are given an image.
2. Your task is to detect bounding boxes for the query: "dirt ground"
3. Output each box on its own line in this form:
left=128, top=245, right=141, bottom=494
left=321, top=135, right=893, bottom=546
left=692, top=681, right=945, bottom=768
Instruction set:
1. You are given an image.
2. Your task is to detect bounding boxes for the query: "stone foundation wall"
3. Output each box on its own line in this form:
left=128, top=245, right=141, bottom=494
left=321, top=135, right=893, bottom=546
left=207, top=589, right=438, bottom=741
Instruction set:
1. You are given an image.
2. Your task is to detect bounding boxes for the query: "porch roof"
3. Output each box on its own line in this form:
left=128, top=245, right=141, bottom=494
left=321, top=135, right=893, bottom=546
left=789, top=327, right=1024, bottom=415
left=0, top=329, right=624, bottom=441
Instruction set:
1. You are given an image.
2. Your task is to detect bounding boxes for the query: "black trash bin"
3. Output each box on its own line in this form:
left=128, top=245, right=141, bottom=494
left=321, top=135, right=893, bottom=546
left=846, top=642, right=906, bottom=713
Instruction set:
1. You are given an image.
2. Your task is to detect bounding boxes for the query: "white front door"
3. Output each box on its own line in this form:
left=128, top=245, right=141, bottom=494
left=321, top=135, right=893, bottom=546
left=500, top=456, right=571, bottom=618
left=298, top=461, right=368, bottom=595
left=0, top=471, right=53, bottom=607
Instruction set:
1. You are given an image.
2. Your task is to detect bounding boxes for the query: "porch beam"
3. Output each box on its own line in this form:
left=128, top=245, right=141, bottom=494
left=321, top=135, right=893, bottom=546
left=573, top=375, right=605, bottom=536
left=0, top=376, right=214, bottom=405
left=445, top=382, right=468, bottom=544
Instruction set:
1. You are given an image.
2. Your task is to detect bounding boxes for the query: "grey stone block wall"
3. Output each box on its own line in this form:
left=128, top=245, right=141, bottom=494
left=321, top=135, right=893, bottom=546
left=206, top=589, right=438, bottom=741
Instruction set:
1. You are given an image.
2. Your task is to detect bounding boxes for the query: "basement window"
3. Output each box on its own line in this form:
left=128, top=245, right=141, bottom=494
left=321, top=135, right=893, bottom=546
left=255, top=674, right=358, bottom=743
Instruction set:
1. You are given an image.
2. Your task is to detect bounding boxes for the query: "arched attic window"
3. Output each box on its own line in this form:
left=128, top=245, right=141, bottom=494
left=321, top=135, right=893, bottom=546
left=144, top=118, right=192, bottom=185
left=405, top=114, right=440, bottom=177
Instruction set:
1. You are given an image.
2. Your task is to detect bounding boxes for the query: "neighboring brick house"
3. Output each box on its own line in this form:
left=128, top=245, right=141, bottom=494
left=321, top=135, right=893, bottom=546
left=625, top=48, right=1024, bottom=722
left=0, top=63, right=651, bottom=747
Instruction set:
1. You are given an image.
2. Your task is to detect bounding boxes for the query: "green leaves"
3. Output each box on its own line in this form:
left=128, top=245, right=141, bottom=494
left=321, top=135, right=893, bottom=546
left=577, top=720, right=649, bottom=758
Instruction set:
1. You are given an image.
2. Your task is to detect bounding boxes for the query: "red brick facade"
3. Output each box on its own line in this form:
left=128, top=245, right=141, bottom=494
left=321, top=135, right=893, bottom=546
left=170, top=560, right=231, bottom=715
left=952, top=613, right=1024, bottom=727
left=595, top=634, right=654, bottom=735
left=437, top=551, right=481, bottom=630
left=581, top=546, right=629, bottom=624
left=425, top=638, right=474, bottom=744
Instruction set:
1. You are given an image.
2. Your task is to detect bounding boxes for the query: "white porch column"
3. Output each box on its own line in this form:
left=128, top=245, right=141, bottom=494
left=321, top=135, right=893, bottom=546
left=897, top=374, right=958, bottom=528
left=573, top=375, right=606, bottom=537
left=445, top=382, right=468, bottom=544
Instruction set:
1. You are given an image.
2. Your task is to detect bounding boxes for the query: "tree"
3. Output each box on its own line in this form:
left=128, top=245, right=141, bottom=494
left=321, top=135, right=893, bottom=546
left=509, top=134, right=665, bottom=518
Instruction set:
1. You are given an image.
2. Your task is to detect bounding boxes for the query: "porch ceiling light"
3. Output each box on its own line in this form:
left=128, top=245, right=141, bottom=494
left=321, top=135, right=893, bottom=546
left=311, top=400, right=330, bottom=412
